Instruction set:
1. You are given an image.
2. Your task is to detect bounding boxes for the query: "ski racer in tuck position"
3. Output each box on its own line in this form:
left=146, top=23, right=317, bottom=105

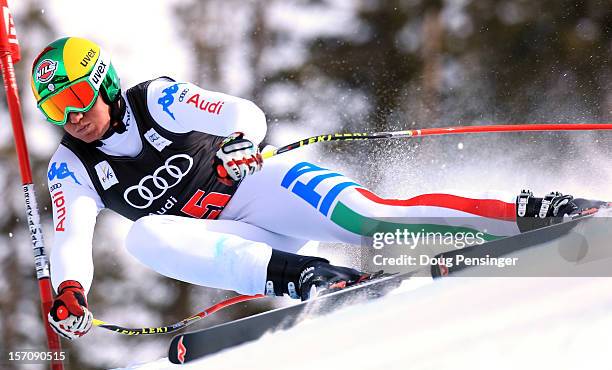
left=31, top=37, right=604, bottom=340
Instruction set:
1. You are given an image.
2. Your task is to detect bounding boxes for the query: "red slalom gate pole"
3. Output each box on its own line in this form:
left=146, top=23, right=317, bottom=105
left=0, top=2, right=63, bottom=369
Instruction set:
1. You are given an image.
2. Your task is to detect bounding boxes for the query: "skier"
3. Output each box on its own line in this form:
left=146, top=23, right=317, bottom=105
left=31, top=37, right=602, bottom=340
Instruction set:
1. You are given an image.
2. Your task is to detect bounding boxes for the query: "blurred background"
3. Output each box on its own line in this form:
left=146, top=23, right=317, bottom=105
left=2, top=0, right=611, bottom=368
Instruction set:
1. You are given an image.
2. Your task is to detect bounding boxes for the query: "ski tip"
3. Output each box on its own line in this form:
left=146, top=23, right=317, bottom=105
left=168, top=335, right=187, bottom=364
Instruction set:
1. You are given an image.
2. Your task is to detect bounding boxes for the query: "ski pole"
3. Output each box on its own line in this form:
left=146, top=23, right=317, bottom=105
left=92, top=294, right=265, bottom=335
left=0, top=2, right=64, bottom=368
left=262, top=123, right=612, bottom=159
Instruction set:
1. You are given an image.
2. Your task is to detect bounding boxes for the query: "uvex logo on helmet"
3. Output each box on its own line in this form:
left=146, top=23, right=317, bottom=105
left=80, top=48, right=97, bottom=67
left=88, top=50, right=110, bottom=90
left=36, top=59, right=58, bottom=83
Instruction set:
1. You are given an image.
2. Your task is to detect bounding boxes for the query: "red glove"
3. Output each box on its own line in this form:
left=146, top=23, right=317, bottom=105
left=48, top=280, right=93, bottom=340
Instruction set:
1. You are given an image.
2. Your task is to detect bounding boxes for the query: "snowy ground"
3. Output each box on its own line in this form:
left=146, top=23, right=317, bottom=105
left=116, top=273, right=612, bottom=370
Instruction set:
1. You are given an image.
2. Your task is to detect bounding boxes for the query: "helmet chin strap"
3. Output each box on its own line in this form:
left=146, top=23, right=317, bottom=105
left=93, top=94, right=127, bottom=147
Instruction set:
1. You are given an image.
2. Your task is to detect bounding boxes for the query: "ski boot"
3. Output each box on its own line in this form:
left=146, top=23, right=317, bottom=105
left=265, top=250, right=372, bottom=301
left=516, top=190, right=607, bottom=232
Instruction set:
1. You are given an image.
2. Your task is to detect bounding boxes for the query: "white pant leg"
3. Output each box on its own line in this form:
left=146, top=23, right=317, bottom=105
left=221, top=156, right=521, bottom=242
left=125, top=215, right=307, bottom=295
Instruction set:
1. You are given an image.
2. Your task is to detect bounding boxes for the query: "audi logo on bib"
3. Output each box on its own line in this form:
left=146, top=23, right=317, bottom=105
left=124, top=154, right=194, bottom=209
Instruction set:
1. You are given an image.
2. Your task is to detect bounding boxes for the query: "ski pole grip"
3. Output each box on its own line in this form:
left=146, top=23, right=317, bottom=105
left=56, top=305, right=69, bottom=321
left=212, top=155, right=229, bottom=179
left=216, top=163, right=228, bottom=178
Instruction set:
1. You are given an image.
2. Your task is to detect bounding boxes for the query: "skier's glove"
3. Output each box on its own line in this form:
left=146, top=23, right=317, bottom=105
left=48, top=280, right=93, bottom=340
left=516, top=190, right=607, bottom=232
left=214, top=132, right=263, bottom=184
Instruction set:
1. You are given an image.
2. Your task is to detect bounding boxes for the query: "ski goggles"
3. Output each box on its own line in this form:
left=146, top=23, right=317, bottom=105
left=36, top=76, right=99, bottom=126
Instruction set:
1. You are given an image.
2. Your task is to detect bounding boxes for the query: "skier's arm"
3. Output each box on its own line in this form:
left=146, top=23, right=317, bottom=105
left=147, top=80, right=267, bottom=144
left=47, top=148, right=103, bottom=295
left=46, top=148, right=102, bottom=339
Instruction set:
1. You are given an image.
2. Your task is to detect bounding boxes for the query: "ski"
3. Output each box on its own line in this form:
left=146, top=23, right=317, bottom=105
left=168, top=204, right=611, bottom=364
left=168, top=270, right=414, bottom=364
left=431, top=204, right=611, bottom=277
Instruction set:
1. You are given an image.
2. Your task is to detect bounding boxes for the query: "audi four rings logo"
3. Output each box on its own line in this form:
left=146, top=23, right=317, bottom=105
left=124, top=154, right=194, bottom=209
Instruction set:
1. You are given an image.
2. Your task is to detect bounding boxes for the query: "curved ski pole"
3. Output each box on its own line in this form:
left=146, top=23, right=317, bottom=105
left=93, top=294, right=265, bottom=335
left=262, top=123, right=612, bottom=159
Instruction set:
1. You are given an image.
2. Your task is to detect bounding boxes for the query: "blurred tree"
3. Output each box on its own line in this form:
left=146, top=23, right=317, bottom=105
left=454, top=0, right=612, bottom=166
left=460, top=0, right=611, bottom=121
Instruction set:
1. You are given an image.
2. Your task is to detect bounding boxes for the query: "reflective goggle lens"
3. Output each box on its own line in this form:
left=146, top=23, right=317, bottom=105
left=38, top=79, right=97, bottom=125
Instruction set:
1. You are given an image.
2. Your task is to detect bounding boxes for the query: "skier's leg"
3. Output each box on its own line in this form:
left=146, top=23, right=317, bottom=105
left=221, top=156, right=521, bottom=243
left=125, top=214, right=363, bottom=300
left=125, top=215, right=307, bottom=295
left=336, top=187, right=521, bottom=240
